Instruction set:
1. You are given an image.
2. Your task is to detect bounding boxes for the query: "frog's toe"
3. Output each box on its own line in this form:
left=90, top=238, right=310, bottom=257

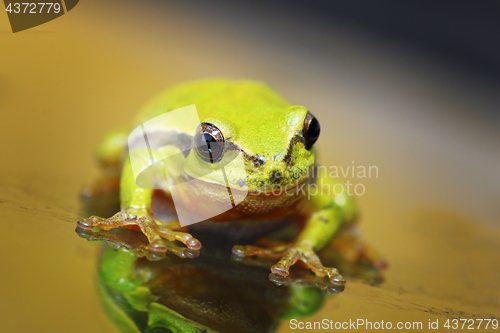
left=231, top=245, right=247, bottom=256
left=77, top=211, right=136, bottom=232
left=298, top=246, right=346, bottom=286
left=179, top=233, right=202, bottom=250
left=156, top=226, right=202, bottom=250
left=330, top=274, right=346, bottom=286
left=270, top=262, right=290, bottom=277
left=148, top=239, right=168, bottom=253
left=270, top=248, right=300, bottom=277
left=77, top=215, right=111, bottom=229
left=77, top=218, right=94, bottom=229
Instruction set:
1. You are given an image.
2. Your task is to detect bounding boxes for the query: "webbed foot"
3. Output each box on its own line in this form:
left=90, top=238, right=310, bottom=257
left=232, top=241, right=345, bottom=286
left=77, top=210, right=201, bottom=252
left=75, top=226, right=199, bottom=260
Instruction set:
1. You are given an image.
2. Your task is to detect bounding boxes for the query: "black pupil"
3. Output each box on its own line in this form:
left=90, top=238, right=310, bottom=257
left=202, top=133, right=216, bottom=150
left=197, top=133, right=216, bottom=151
left=195, top=124, right=225, bottom=162
left=307, top=118, right=320, bottom=139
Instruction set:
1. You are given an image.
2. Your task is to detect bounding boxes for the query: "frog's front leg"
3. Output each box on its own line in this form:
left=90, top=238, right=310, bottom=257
left=233, top=177, right=357, bottom=286
left=272, top=202, right=346, bottom=285
left=78, top=148, right=201, bottom=252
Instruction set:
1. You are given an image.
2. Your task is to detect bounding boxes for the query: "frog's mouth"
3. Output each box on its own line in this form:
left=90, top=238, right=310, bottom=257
left=245, top=164, right=318, bottom=196
left=172, top=168, right=315, bottom=222
left=180, top=158, right=317, bottom=198
left=180, top=165, right=315, bottom=196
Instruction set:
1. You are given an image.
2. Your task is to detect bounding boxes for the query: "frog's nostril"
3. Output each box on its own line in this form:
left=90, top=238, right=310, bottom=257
left=250, top=155, right=265, bottom=167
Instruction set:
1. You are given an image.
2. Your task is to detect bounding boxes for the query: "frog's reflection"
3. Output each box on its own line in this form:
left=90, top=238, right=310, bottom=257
left=77, top=225, right=384, bottom=333
left=78, top=183, right=384, bottom=332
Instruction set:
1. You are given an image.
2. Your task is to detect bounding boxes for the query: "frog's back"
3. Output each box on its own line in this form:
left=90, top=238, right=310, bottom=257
left=133, top=79, right=291, bottom=128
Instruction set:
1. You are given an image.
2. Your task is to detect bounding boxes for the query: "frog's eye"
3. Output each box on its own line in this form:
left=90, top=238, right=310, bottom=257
left=194, top=123, right=225, bottom=163
left=303, top=111, right=320, bottom=150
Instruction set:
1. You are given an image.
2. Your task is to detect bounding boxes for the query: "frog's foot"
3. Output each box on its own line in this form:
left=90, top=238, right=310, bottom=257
left=75, top=226, right=199, bottom=260
left=77, top=210, right=201, bottom=252
left=232, top=242, right=345, bottom=286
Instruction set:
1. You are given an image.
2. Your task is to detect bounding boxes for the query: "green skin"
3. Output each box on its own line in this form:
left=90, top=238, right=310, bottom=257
left=97, top=247, right=219, bottom=333
left=79, top=79, right=358, bottom=285
left=97, top=246, right=326, bottom=333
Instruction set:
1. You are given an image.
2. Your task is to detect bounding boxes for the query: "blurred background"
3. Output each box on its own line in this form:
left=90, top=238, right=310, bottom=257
left=0, top=0, right=499, bottom=332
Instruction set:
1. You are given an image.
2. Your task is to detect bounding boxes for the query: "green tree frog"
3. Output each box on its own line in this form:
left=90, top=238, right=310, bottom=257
left=78, top=80, right=358, bottom=286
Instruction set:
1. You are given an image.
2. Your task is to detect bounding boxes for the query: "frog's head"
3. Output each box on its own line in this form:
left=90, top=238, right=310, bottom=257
left=182, top=82, right=320, bottom=215
left=189, top=106, right=318, bottom=192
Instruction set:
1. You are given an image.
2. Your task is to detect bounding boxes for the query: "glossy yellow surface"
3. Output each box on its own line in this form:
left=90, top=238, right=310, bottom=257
left=1, top=1, right=499, bottom=332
